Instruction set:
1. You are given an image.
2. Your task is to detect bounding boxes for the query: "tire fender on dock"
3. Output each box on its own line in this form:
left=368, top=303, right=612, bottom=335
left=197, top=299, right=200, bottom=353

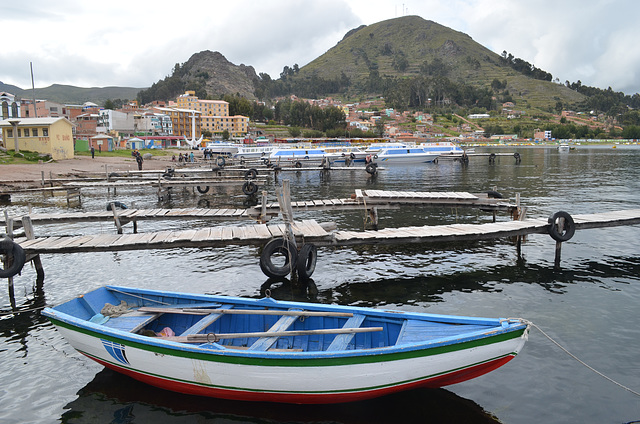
left=0, top=237, right=26, bottom=278
left=260, top=238, right=298, bottom=278
left=548, top=211, right=576, bottom=242
left=296, top=244, right=317, bottom=280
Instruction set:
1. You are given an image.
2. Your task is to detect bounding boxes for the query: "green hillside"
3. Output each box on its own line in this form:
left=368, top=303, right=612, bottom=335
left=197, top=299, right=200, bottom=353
left=0, top=82, right=142, bottom=106
left=296, top=16, right=584, bottom=110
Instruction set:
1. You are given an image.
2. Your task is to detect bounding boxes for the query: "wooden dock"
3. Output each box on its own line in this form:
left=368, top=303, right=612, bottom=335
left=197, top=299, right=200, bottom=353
left=13, top=209, right=640, bottom=255
left=1, top=190, right=517, bottom=232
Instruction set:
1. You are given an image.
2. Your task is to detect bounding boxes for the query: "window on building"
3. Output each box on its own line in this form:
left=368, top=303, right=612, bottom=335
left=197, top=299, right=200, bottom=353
left=33, top=128, right=38, bottom=136
left=24, top=128, right=30, bottom=137
left=43, top=128, right=48, bottom=136
left=7, top=129, right=12, bottom=137
left=17, top=129, right=21, bottom=137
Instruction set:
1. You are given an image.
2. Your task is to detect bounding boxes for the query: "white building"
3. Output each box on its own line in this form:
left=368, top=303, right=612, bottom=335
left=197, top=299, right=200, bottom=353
left=0, top=92, right=20, bottom=120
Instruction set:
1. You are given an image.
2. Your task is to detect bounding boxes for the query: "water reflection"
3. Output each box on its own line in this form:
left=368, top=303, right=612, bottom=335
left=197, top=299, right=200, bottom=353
left=61, top=369, right=500, bottom=424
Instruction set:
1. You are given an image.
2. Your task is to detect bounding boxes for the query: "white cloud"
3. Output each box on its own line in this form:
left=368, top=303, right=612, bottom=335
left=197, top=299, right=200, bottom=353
left=1, top=0, right=639, bottom=95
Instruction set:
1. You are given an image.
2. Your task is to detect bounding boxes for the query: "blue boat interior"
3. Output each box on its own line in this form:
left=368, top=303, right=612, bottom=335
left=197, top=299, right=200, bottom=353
left=50, top=286, right=503, bottom=353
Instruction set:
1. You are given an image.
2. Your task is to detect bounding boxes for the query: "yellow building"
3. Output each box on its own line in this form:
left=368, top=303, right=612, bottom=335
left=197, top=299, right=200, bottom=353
left=175, top=91, right=249, bottom=138
left=0, top=117, right=75, bottom=160
left=152, top=106, right=201, bottom=141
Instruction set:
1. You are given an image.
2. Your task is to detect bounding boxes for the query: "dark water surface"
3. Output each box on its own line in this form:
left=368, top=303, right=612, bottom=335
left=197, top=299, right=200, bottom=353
left=1, top=146, right=639, bottom=423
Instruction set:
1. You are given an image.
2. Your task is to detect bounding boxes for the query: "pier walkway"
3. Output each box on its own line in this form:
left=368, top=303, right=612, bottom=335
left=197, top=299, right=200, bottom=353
left=13, top=209, right=640, bottom=254
left=1, top=190, right=517, bottom=231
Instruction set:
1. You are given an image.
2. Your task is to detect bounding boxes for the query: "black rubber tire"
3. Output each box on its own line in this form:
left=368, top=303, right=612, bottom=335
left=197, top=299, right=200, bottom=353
left=366, top=163, right=377, bottom=175
left=216, top=156, right=226, bottom=167
left=0, top=238, right=26, bottom=278
left=487, top=190, right=503, bottom=199
left=196, top=186, right=210, bottom=194
left=260, top=238, right=298, bottom=278
left=106, top=201, right=128, bottom=211
left=294, top=161, right=302, bottom=168
left=242, top=181, right=258, bottom=195
left=296, top=244, right=317, bottom=280
left=548, top=211, right=576, bottom=242
left=373, top=154, right=378, bottom=159
left=245, top=168, right=258, bottom=179
left=350, top=152, right=356, bottom=159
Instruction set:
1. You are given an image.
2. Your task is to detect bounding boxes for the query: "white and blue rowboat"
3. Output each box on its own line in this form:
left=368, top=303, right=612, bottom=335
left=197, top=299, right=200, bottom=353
left=42, top=285, right=529, bottom=404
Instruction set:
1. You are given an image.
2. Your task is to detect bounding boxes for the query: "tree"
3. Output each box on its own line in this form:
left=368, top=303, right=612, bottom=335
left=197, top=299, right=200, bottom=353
left=288, top=126, right=302, bottom=137
left=103, top=99, right=116, bottom=110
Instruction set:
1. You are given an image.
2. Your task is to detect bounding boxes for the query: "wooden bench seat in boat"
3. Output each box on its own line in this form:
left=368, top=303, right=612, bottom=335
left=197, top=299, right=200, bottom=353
left=180, top=304, right=234, bottom=336
left=325, top=314, right=366, bottom=351
left=248, top=310, right=301, bottom=351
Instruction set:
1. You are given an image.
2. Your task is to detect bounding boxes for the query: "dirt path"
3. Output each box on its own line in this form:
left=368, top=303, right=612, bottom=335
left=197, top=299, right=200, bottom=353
left=0, top=154, right=177, bottom=188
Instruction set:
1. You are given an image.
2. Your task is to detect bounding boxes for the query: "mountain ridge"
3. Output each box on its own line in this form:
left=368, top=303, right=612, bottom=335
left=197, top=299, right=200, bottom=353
left=3, top=16, right=587, bottom=110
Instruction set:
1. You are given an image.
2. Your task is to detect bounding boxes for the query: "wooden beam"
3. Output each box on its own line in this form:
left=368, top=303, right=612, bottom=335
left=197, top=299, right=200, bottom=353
left=138, top=306, right=353, bottom=317
left=160, top=326, right=384, bottom=343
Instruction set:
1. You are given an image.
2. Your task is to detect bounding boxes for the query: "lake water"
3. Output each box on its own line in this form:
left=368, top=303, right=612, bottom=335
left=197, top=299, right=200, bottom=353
left=1, top=145, right=639, bottom=424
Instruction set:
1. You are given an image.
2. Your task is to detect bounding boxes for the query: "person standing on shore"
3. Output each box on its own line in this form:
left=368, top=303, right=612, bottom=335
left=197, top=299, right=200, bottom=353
left=135, top=151, right=143, bottom=170
left=91, top=146, right=95, bottom=159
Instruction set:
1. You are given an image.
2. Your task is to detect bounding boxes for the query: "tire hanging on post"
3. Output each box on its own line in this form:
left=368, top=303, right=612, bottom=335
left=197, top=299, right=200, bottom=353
left=260, top=238, right=298, bottom=278
left=296, top=244, right=317, bottom=280
left=0, top=237, right=26, bottom=278
left=196, top=186, right=210, bottom=194
left=548, top=211, right=576, bottom=242
left=242, top=181, right=258, bottom=195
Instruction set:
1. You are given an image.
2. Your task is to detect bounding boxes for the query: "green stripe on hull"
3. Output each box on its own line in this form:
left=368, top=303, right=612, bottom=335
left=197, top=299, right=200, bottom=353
left=49, top=317, right=525, bottom=367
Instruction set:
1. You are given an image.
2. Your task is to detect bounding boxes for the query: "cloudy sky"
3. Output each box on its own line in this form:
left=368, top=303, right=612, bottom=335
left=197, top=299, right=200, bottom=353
left=2, top=0, right=639, bottom=94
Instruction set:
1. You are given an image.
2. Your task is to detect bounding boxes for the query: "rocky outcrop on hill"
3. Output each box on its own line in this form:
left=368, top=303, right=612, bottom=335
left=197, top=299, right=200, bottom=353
left=181, top=50, right=259, bottom=99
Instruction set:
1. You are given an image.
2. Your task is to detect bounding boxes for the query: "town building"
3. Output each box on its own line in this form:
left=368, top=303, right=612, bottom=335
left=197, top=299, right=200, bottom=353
left=175, top=91, right=249, bottom=138
left=20, top=99, right=67, bottom=118
left=0, top=92, right=20, bottom=120
left=0, top=117, right=75, bottom=159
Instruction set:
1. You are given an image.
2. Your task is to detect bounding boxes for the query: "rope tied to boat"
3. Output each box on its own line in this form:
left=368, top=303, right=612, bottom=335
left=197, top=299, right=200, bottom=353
left=108, top=287, right=171, bottom=305
left=502, top=318, right=640, bottom=398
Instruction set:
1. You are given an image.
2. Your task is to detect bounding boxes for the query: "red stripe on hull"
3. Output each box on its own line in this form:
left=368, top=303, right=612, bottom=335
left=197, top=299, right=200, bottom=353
left=88, top=354, right=515, bottom=404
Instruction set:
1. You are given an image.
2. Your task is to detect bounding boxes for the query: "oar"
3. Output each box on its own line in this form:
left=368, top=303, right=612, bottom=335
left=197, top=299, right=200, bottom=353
left=160, top=326, right=384, bottom=343
left=138, top=306, right=353, bottom=317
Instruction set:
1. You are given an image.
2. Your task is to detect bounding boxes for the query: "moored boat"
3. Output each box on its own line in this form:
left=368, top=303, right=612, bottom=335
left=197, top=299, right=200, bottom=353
left=42, top=285, right=530, bottom=404
left=419, top=141, right=465, bottom=156
left=268, top=147, right=332, bottom=166
left=233, top=144, right=277, bottom=159
left=201, top=141, right=239, bottom=156
left=371, top=146, right=440, bottom=164
left=322, top=145, right=368, bottom=163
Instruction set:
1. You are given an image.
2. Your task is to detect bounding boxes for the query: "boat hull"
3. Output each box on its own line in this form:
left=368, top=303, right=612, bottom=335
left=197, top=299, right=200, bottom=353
left=51, top=318, right=526, bottom=404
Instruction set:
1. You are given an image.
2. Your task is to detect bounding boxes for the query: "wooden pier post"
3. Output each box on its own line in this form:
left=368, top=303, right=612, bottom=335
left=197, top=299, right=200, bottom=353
left=109, top=202, right=123, bottom=234
left=22, top=216, right=45, bottom=281
left=554, top=241, right=563, bottom=269
left=276, top=180, right=297, bottom=250
left=260, top=190, right=268, bottom=224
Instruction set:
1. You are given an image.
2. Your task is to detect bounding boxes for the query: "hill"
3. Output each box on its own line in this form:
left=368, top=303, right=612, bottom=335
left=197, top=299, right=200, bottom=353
left=136, top=51, right=259, bottom=104
left=294, top=16, right=585, bottom=110
left=0, top=81, right=142, bottom=105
